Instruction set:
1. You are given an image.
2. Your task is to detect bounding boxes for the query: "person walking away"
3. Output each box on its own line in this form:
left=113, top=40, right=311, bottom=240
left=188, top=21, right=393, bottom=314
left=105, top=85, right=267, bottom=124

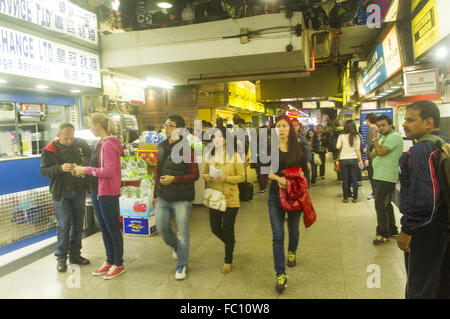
left=292, top=120, right=312, bottom=185
left=336, top=120, right=363, bottom=203
left=267, top=116, right=306, bottom=293
left=73, top=113, right=124, bottom=279
left=306, top=129, right=320, bottom=186
left=315, top=124, right=329, bottom=180
left=40, top=123, right=92, bottom=272
left=330, top=120, right=344, bottom=181
left=369, top=115, right=403, bottom=245
left=364, top=113, right=378, bottom=200
left=398, top=100, right=450, bottom=299
left=202, top=127, right=245, bottom=274
left=152, top=115, right=199, bottom=280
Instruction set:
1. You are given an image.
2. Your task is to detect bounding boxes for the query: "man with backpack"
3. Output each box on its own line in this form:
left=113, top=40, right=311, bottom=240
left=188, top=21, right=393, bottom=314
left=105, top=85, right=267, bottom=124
left=399, top=100, right=450, bottom=299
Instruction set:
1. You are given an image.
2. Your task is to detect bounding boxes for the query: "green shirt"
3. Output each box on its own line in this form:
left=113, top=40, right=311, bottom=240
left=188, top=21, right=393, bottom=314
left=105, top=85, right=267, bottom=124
left=372, top=130, right=404, bottom=183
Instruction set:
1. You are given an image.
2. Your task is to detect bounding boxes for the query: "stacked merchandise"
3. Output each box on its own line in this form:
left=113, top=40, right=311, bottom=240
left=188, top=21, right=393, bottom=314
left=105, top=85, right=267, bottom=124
left=120, top=157, right=157, bottom=236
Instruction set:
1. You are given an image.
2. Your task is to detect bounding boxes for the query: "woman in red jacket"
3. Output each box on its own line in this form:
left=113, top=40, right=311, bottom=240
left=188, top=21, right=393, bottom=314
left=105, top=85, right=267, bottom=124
left=73, top=113, right=124, bottom=280
left=267, top=116, right=305, bottom=293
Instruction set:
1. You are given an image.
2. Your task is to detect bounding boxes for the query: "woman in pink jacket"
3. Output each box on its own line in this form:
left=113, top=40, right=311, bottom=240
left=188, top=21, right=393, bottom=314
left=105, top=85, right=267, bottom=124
left=73, top=113, right=124, bottom=280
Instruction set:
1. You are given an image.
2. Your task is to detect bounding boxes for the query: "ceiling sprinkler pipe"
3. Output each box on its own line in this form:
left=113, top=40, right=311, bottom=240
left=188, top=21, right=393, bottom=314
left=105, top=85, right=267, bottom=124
left=187, top=32, right=323, bottom=83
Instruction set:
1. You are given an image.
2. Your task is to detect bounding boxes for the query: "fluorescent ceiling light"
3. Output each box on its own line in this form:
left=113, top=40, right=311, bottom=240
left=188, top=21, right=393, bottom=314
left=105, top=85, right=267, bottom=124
left=112, top=0, right=120, bottom=11
left=157, top=1, right=173, bottom=9
left=0, top=79, right=7, bottom=83
left=385, top=89, right=394, bottom=93
left=36, top=85, right=48, bottom=89
left=436, top=46, right=448, bottom=59
left=391, top=85, right=401, bottom=89
left=146, top=78, right=174, bottom=89
left=70, top=89, right=81, bottom=93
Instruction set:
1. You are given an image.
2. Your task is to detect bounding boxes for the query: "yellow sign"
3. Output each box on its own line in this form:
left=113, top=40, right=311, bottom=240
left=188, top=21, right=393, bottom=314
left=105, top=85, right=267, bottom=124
left=228, top=81, right=257, bottom=111
left=411, top=0, right=440, bottom=59
left=411, top=0, right=422, bottom=13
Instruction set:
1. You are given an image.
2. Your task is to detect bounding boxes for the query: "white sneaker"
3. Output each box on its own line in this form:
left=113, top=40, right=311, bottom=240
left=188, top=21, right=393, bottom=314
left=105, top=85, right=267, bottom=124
left=175, top=266, right=186, bottom=280
left=172, top=250, right=178, bottom=260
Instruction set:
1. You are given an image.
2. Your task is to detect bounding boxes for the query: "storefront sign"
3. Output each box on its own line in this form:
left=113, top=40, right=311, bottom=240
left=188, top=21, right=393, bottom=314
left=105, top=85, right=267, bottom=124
left=0, top=26, right=101, bottom=88
left=411, top=0, right=439, bottom=59
left=103, top=75, right=146, bottom=104
left=0, top=0, right=98, bottom=45
left=384, top=0, right=399, bottom=22
left=382, top=25, right=402, bottom=78
left=19, top=103, right=44, bottom=117
left=361, top=101, right=378, bottom=110
left=319, top=101, right=335, bottom=108
left=362, top=43, right=387, bottom=93
left=302, top=101, right=317, bottom=109
left=411, top=0, right=422, bottom=13
left=403, top=69, right=440, bottom=96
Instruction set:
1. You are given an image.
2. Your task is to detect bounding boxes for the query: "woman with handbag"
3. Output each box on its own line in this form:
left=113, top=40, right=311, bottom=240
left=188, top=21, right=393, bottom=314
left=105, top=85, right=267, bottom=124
left=202, top=127, right=245, bottom=274
left=336, top=120, right=364, bottom=203
left=267, top=116, right=306, bottom=293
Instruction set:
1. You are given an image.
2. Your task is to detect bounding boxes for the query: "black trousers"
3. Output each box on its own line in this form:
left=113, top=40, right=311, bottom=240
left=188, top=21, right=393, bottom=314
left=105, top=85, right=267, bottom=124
left=373, top=180, right=398, bottom=238
left=209, top=207, right=239, bottom=264
left=404, top=209, right=449, bottom=299
left=319, top=152, right=326, bottom=177
left=367, top=159, right=375, bottom=194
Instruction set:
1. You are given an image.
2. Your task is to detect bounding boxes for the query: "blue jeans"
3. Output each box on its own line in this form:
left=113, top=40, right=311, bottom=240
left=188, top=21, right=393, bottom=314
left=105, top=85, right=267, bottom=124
left=53, top=190, right=86, bottom=259
left=340, top=159, right=359, bottom=200
left=91, top=193, right=123, bottom=266
left=268, top=193, right=302, bottom=276
left=155, top=197, right=191, bottom=268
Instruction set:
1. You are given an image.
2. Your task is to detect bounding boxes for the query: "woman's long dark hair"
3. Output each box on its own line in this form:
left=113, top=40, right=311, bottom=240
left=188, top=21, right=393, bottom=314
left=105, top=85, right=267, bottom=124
left=343, top=120, right=359, bottom=147
left=306, top=128, right=318, bottom=142
left=274, top=115, right=305, bottom=168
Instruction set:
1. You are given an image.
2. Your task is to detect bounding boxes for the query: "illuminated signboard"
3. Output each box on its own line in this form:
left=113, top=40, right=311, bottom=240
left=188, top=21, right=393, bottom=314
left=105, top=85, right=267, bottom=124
left=0, top=0, right=98, bottom=45
left=0, top=25, right=101, bottom=88
left=302, top=101, right=318, bottom=109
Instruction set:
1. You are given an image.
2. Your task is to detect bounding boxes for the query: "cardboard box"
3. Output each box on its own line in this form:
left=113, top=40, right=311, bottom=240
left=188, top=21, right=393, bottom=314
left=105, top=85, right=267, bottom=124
left=138, top=142, right=158, bottom=150
left=123, top=216, right=157, bottom=236
left=120, top=197, right=153, bottom=218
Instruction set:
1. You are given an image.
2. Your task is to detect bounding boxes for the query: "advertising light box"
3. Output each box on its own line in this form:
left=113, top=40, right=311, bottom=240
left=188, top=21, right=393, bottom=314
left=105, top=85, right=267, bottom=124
left=0, top=26, right=101, bottom=88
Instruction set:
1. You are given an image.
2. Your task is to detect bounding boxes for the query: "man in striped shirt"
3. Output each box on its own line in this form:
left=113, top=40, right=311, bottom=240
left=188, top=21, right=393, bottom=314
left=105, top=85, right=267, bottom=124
left=369, top=115, right=404, bottom=245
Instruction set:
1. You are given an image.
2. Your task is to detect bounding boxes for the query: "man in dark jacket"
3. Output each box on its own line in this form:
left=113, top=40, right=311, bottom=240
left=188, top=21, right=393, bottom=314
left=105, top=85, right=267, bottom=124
left=399, top=100, right=450, bottom=298
left=152, top=115, right=199, bottom=281
left=40, top=123, right=92, bottom=272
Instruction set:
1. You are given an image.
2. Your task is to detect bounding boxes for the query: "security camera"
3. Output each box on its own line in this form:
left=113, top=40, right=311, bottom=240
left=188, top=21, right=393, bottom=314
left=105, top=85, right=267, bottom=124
left=286, top=44, right=293, bottom=52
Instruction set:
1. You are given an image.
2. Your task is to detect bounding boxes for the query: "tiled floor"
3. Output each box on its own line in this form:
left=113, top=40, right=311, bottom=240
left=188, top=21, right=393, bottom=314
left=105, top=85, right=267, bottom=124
left=0, top=159, right=407, bottom=299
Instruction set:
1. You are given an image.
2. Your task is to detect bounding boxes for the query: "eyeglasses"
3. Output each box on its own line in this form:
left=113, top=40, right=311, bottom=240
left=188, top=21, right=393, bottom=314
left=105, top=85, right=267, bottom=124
left=163, top=124, right=176, bottom=128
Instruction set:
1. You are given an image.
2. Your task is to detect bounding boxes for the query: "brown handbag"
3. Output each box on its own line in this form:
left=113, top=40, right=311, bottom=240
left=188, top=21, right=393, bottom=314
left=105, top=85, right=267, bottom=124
left=333, top=160, right=340, bottom=172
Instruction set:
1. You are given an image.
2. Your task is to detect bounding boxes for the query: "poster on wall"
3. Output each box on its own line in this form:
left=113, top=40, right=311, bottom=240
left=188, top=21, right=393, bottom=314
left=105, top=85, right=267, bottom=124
left=0, top=26, right=101, bottom=88
left=0, top=0, right=98, bottom=45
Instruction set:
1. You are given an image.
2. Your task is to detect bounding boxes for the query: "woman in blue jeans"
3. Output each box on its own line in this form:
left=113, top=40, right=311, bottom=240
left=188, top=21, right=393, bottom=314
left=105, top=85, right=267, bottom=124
left=336, top=120, right=363, bottom=203
left=267, top=116, right=305, bottom=293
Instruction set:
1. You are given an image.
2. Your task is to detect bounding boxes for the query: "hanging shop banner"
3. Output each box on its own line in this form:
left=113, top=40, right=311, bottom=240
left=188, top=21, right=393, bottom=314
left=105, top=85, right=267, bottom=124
left=411, top=0, right=422, bottom=13
left=0, top=26, right=101, bottom=88
left=403, top=69, right=440, bottom=96
left=302, top=101, right=318, bottom=109
left=102, top=75, right=146, bottom=104
left=362, top=42, right=387, bottom=93
left=384, top=0, right=399, bottom=22
left=361, top=101, right=378, bottom=110
left=0, top=0, right=98, bottom=45
left=382, top=24, right=402, bottom=79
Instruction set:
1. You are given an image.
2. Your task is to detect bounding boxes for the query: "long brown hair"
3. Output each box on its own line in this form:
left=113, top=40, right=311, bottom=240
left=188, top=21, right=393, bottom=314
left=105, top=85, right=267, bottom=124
left=274, top=115, right=305, bottom=167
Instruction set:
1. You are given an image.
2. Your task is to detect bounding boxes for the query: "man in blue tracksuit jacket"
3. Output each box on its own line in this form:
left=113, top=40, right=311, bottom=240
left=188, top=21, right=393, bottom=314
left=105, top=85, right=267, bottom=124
left=399, top=100, right=449, bottom=299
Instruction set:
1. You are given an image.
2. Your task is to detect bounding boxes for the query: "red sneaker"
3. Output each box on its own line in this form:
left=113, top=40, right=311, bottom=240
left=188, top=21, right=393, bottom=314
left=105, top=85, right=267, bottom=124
left=103, top=265, right=125, bottom=280
left=92, top=261, right=111, bottom=276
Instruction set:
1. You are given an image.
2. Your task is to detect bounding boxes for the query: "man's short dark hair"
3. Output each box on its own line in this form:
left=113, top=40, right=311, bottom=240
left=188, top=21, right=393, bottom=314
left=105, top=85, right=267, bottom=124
left=168, top=115, right=185, bottom=128
left=406, top=100, right=440, bottom=128
left=59, top=123, right=75, bottom=132
left=146, top=125, right=155, bottom=131
left=376, top=115, right=393, bottom=126
left=366, top=113, right=378, bottom=124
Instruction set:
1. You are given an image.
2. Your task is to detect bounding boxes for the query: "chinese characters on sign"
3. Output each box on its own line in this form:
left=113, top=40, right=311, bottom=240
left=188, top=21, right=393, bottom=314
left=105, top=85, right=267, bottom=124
left=0, top=26, right=101, bottom=88
left=0, top=0, right=98, bottom=45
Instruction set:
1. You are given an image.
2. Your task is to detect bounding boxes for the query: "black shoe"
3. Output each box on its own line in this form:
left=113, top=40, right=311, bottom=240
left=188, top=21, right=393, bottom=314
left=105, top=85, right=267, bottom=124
left=69, top=255, right=90, bottom=265
left=57, top=258, right=67, bottom=272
